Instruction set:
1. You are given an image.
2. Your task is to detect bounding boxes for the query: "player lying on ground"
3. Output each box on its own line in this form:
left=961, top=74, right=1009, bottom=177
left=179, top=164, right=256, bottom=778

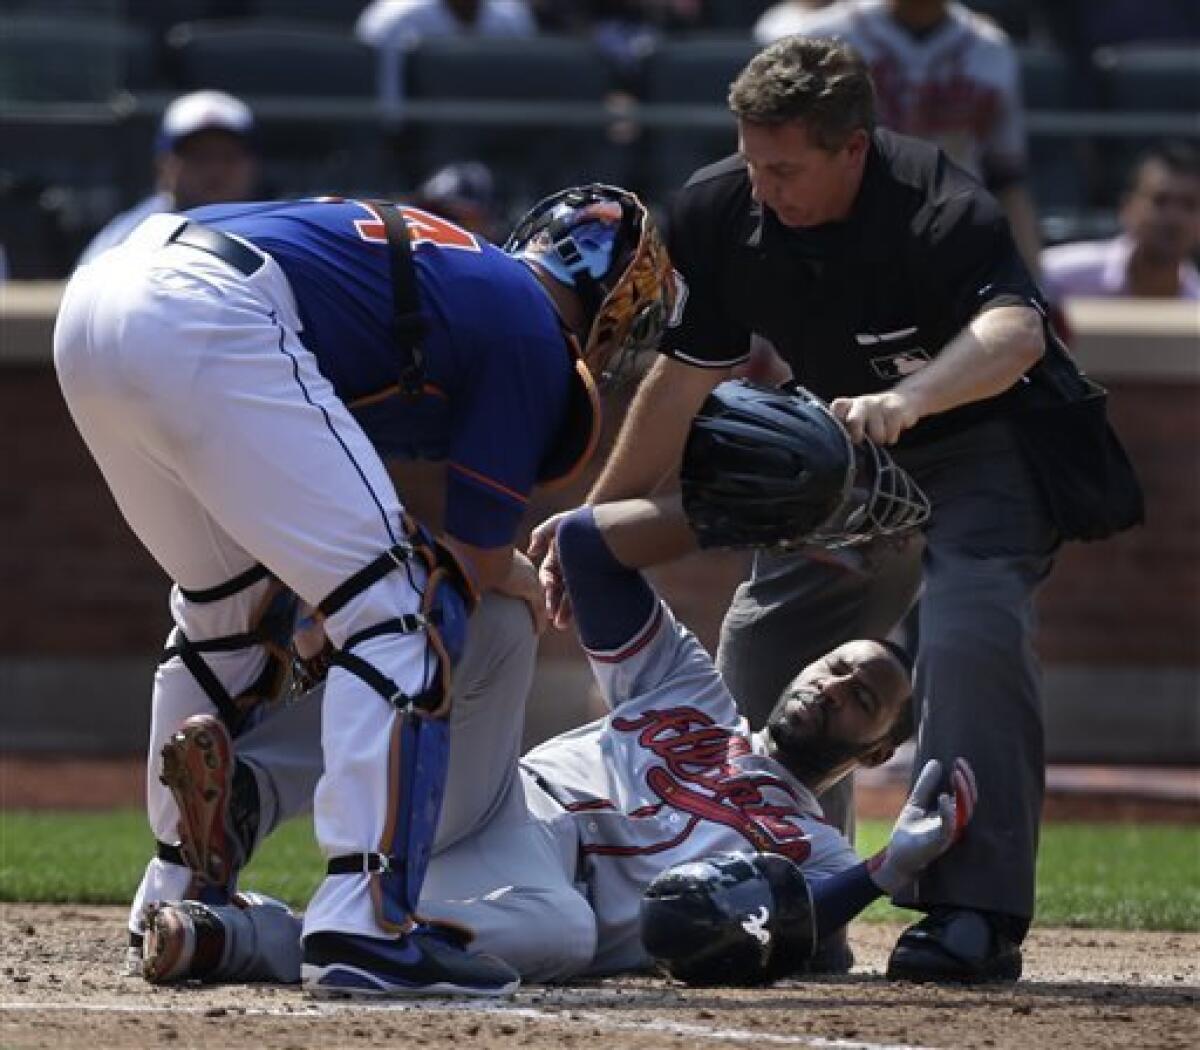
left=140, top=494, right=974, bottom=990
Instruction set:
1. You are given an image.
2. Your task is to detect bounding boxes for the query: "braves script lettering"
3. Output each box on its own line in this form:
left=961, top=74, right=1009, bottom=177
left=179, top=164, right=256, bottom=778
left=613, top=708, right=812, bottom=863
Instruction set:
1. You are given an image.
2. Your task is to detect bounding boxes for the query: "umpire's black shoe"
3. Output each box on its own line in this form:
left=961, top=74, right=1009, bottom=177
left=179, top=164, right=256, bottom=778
left=886, top=909, right=1022, bottom=984
left=302, top=926, right=520, bottom=998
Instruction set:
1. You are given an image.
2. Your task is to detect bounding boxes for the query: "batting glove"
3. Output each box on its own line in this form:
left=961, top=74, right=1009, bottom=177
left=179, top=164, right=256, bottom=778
left=867, top=757, right=977, bottom=898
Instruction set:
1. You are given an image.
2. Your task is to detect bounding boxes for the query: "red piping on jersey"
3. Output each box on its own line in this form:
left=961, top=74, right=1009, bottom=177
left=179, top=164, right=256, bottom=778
left=447, top=462, right=529, bottom=506
left=348, top=382, right=447, bottom=410
left=586, top=604, right=663, bottom=665
left=581, top=814, right=703, bottom=857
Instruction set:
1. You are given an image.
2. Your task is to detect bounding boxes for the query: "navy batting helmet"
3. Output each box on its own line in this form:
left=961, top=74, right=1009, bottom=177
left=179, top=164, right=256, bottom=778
left=680, top=380, right=930, bottom=550
left=505, top=184, right=677, bottom=386
left=640, top=851, right=816, bottom=987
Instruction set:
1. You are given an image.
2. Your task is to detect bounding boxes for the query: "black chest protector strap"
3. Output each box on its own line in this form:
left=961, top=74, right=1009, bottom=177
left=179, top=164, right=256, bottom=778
left=369, top=200, right=427, bottom=398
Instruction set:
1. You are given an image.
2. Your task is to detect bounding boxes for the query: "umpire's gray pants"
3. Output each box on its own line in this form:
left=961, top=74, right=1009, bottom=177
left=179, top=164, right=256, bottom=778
left=717, top=418, right=1057, bottom=925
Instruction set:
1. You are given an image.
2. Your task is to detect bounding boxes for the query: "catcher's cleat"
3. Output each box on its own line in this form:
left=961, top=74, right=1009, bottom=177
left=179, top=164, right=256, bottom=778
left=302, top=927, right=520, bottom=999
left=160, top=714, right=241, bottom=898
left=142, top=900, right=227, bottom=984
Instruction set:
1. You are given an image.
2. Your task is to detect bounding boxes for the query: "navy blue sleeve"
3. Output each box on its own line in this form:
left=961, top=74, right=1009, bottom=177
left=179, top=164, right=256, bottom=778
left=557, top=507, right=657, bottom=653
left=808, top=862, right=883, bottom=940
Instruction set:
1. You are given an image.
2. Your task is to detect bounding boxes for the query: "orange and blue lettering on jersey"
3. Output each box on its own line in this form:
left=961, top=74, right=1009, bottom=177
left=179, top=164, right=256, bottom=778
left=188, top=198, right=581, bottom=548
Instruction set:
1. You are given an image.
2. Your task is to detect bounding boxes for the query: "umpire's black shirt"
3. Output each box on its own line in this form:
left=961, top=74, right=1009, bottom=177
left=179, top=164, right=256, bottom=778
left=663, top=128, right=1043, bottom=446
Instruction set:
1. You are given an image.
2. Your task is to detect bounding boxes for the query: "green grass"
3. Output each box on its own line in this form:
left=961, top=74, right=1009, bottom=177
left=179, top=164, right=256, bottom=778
left=2, top=812, right=1197, bottom=930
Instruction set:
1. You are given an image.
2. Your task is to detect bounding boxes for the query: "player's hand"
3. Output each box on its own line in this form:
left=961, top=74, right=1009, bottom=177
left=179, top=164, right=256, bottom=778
left=495, top=549, right=548, bottom=635
left=830, top=391, right=921, bottom=445
left=867, top=758, right=977, bottom=897
left=527, top=511, right=575, bottom=630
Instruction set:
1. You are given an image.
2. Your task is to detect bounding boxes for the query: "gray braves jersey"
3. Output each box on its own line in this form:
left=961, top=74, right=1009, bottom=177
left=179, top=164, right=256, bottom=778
left=756, top=0, right=1027, bottom=185
left=521, top=597, right=858, bottom=975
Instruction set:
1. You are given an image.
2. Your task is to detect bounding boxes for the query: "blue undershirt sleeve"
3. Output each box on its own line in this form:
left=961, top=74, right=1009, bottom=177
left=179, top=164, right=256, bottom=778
left=808, top=862, right=884, bottom=940
left=557, top=507, right=658, bottom=653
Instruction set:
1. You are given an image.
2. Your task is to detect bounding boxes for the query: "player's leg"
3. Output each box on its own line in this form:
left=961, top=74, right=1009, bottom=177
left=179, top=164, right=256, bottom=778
left=143, top=594, right=547, bottom=987
left=418, top=770, right=596, bottom=983
left=55, top=226, right=296, bottom=960
left=887, top=419, right=1057, bottom=983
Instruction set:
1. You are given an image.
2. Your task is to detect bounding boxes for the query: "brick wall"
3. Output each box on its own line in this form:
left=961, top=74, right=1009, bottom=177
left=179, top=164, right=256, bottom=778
left=3, top=365, right=1195, bottom=668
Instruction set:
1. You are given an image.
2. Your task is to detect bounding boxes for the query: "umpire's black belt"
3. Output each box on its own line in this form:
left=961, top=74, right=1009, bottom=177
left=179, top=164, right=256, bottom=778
left=169, top=220, right=265, bottom=277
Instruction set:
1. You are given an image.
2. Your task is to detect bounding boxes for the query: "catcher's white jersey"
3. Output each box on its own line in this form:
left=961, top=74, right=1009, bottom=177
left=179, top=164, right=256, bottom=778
left=521, top=598, right=857, bottom=976
left=756, top=0, right=1027, bottom=184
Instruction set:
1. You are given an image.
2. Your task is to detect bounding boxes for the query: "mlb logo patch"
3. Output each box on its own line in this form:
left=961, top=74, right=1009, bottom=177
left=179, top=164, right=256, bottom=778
left=870, top=350, right=930, bottom=380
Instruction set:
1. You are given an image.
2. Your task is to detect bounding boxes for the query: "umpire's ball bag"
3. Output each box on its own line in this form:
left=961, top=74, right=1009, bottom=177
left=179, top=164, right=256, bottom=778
left=1010, top=327, right=1145, bottom=542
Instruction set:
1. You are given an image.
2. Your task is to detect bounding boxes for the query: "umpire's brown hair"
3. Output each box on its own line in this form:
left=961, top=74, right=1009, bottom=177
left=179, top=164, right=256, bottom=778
left=728, top=37, right=876, bottom=152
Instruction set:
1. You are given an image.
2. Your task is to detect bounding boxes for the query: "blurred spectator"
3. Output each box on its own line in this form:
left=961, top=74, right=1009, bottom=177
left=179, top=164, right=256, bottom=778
left=752, top=1, right=837, bottom=38
left=408, top=160, right=501, bottom=240
left=77, top=91, right=257, bottom=266
left=355, top=0, right=536, bottom=48
left=755, top=0, right=1043, bottom=272
left=1041, top=142, right=1200, bottom=300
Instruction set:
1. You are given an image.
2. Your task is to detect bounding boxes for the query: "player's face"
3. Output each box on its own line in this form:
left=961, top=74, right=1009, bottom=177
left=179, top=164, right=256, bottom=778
left=738, top=120, right=870, bottom=229
left=765, top=640, right=910, bottom=791
left=162, top=130, right=257, bottom=211
left=1121, top=160, right=1200, bottom=265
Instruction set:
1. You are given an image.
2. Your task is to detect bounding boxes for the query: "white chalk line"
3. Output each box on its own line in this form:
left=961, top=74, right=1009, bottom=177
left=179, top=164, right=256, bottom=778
left=0, top=999, right=937, bottom=1050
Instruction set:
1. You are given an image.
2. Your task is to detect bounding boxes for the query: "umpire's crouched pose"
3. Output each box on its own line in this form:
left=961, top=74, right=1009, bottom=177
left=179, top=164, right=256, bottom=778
left=533, top=37, right=1140, bottom=983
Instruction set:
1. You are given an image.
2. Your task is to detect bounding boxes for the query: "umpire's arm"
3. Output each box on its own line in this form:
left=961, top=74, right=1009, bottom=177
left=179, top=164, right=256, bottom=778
left=831, top=303, right=1045, bottom=446
left=587, top=355, right=730, bottom=503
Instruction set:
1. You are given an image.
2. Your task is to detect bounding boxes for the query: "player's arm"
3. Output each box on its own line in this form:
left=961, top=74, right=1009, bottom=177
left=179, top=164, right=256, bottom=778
left=555, top=504, right=663, bottom=654
left=529, top=358, right=725, bottom=628
left=807, top=758, right=977, bottom=936
left=439, top=536, right=544, bottom=632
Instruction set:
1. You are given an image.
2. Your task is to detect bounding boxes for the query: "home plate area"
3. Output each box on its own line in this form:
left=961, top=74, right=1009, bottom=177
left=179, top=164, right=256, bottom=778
left=1, top=906, right=1196, bottom=1050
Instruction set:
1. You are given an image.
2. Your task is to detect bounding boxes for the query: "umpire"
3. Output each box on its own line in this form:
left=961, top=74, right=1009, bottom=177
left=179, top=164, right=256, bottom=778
left=540, top=36, right=1139, bottom=983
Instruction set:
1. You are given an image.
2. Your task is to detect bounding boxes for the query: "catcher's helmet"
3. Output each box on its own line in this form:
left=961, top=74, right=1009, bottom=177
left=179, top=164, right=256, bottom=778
left=681, top=380, right=931, bottom=550
left=505, top=184, right=676, bottom=385
left=640, top=851, right=816, bottom=987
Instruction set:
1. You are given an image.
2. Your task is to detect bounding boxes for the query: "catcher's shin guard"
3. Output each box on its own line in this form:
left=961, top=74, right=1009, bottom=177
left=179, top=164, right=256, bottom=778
left=319, top=701, right=452, bottom=935
left=160, top=714, right=258, bottom=901
left=317, top=516, right=472, bottom=934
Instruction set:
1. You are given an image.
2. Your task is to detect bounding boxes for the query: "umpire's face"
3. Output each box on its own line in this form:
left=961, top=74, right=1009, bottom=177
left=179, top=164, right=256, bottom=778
left=738, top=119, right=870, bottom=229
left=764, top=640, right=910, bottom=792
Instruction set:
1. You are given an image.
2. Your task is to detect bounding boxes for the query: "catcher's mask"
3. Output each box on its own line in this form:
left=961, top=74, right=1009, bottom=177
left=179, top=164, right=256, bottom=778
left=640, top=851, right=816, bottom=987
left=681, top=380, right=931, bottom=550
left=505, top=183, right=676, bottom=386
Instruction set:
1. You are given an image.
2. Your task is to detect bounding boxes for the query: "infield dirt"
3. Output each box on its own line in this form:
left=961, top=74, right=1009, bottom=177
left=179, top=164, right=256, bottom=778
left=1, top=904, right=1196, bottom=1050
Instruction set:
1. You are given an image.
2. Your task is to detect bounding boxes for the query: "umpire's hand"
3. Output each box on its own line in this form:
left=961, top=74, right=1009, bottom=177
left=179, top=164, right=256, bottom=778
left=831, top=390, right=921, bottom=445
